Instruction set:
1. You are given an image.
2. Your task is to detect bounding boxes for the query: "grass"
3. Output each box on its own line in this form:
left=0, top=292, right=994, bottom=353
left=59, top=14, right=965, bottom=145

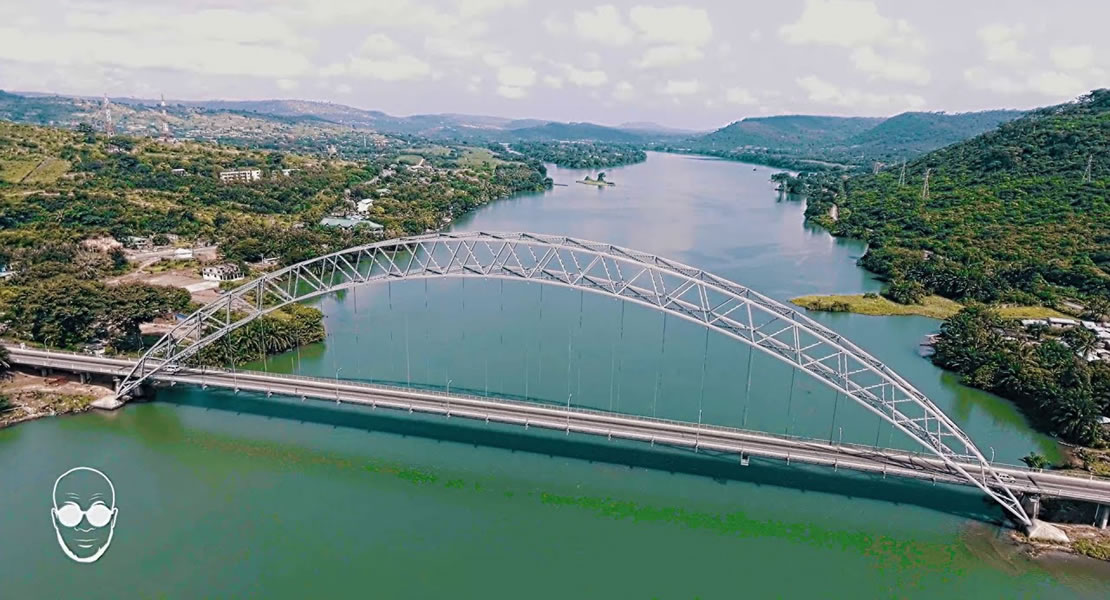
left=791, top=294, right=1070, bottom=320
left=0, top=158, right=40, bottom=183
left=457, top=147, right=502, bottom=168
left=23, top=157, right=69, bottom=183
left=1073, top=538, right=1110, bottom=561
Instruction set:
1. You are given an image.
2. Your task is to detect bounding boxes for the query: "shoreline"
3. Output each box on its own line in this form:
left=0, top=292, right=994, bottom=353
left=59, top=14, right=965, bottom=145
left=0, top=370, right=109, bottom=430
left=792, top=293, right=1070, bottom=320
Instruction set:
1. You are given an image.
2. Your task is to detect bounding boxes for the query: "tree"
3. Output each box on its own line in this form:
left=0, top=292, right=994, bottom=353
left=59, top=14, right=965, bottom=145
left=886, top=278, right=927, bottom=304
left=597, top=172, right=606, bottom=182
left=1063, top=326, right=1099, bottom=359
left=1021, top=451, right=1051, bottom=469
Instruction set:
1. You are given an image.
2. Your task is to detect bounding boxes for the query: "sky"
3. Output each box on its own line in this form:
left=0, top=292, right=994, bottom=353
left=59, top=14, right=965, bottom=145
left=0, top=0, right=1107, bottom=130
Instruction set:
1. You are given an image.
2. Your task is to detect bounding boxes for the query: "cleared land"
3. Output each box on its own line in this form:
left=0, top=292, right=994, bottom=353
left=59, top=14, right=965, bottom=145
left=791, top=294, right=1069, bottom=320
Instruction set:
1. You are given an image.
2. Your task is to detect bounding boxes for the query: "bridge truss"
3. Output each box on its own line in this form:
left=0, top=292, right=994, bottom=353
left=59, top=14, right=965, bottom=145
left=118, top=231, right=1031, bottom=526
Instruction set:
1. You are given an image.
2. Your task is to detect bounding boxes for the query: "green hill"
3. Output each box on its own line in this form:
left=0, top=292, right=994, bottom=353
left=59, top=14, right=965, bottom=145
left=805, top=89, right=1110, bottom=305
left=691, top=115, right=881, bottom=151
left=845, top=110, right=1024, bottom=159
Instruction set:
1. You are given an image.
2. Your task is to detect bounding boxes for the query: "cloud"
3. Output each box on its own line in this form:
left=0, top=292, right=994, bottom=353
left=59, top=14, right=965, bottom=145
left=962, top=67, right=1025, bottom=94
left=629, top=5, right=712, bottom=46
left=542, top=14, right=568, bottom=35
left=612, top=81, right=636, bottom=101
left=976, top=24, right=1030, bottom=63
left=1051, top=45, right=1095, bottom=71
left=359, top=33, right=401, bottom=56
left=724, top=87, right=757, bottom=105
left=483, top=51, right=511, bottom=67
left=661, top=79, right=701, bottom=95
left=543, top=75, right=564, bottom=88
left=559, top=63, right=608, bottom=87
left=497, top=85, right=527, bottom=99
left=851, top=46, right=930, bottom=84
left=796, top=74, right=925, bottom=110
left=636, top=45, right=704, bottom=69
left=498, top=65, right=537, bottom=87
left=1028, top=71, right=1087, bottom=97
left=276, top=78, right=299, bottom=91
left=574, top=5, right=633, bottom=46
left=342, top=55, right=433, bottom=81
left=425, top=36, right=480, bottom=59
left=457, top=0, right=528, bottom=17
left=779, top=0, right=923, bottom=50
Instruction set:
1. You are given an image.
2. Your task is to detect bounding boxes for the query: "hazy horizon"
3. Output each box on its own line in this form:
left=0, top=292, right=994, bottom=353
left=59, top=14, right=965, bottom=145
left=1, top=0, right=1107, bottom=129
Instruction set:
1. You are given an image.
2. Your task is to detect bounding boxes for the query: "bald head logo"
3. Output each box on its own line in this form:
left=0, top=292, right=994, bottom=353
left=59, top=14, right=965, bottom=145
left=51, top=467, right=118, bottom=563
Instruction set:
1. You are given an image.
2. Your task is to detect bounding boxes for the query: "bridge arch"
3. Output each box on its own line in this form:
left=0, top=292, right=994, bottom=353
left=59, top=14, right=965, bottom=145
left=119, top=231, right=1031, bottom=526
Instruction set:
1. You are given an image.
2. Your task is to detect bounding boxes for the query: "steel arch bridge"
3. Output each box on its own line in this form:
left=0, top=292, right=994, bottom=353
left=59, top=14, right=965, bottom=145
left=119, top=231, right=1031, bottom=526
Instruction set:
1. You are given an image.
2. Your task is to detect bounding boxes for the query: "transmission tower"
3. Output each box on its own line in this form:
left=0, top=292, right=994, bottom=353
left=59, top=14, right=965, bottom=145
left=921, top=168, right=932, bottom=201
left=898, top=159, right=907, bottom=186
left=1084, top=154, right=1093, bottom=184
left=159, top=94, right=173, bottom=142
left=102, top=93, right=114, bottom=135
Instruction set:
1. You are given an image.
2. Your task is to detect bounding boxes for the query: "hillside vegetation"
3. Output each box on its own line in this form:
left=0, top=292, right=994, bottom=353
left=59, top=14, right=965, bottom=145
left=806, top=90, right=1110, bottom=306
left=674, top=110, right=1022, bottom=170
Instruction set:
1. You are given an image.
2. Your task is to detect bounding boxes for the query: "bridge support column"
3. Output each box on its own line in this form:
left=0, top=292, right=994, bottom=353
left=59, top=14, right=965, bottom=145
left=40, top=367, right=50, bottom=377
left=1096, top=504, right=1109, bottom=530
left=1021, top=494, right=1041, bottom=521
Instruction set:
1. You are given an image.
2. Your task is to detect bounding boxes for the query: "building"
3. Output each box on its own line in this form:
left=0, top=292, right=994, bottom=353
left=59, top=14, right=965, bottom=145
left=0, top=264, right=12, bottom=279
left=171, top=168, right=187, bottom=175
left=202, top=263, right=244, bottom=282
left=356, top=198, right=374, bottom=213
left=279, top=168, right=299, bottom=177
left=219, top=168, right=262, bottom=183
left=320, top=217, right=385, bottom=235
left=173, top=248, right=194, bottom=260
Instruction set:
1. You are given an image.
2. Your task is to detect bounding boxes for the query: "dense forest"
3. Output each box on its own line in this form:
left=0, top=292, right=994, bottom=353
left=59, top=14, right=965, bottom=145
left=806, top=90, right=1110, bottom=307
left=507, top=141, right=647, bottom=168
left=934, top=307, right=1110, bottom=446
left=673, top=110, right=1022, bottom=170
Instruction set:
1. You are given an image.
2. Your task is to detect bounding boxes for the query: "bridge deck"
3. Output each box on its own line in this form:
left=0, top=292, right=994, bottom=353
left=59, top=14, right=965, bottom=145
left=10, top=346, right=1110, bottom=507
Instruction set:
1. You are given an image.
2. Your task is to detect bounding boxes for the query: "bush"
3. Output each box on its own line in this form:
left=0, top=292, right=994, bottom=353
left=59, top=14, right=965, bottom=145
left=886, top=279, right=927, bottom=304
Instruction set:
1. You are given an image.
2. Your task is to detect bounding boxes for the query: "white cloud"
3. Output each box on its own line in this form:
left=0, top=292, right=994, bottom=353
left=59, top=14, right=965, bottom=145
left=612, top=81, right=635, bottom=101
left=1028, top=71, right=1087, bottom=97
left=542, top=14, right=568, bottom=35
left=483, top=51, right=511, bottom=67
left=724, top=87, right=757, bottom=105
left=1051, top=45, right=1095, bottom=71
left=976, top=24, right=1030, bottom=63
left=796, top=74, right=925, bottom=110
left=851, top=46, right=930, bottom=84
left=343, top=55, right=433, bottom=81
left=543, top=75, right=564, bottom=88
left=457, top=0, right=527, bottom=17
left=276, top=78, right=299, bottom=91
left=425, top=36, right=480, bottom=59
left=963, top=66, right=1025, bottom=94
left=497, top=85, right=527, bottom=99
left=498, top=65, right=537, bottom=87
left=560, top=63, right=608, bottom=87
left=629, top=5, right=712, bottom=46
left=359, top=33, right=401, bottom=56
left=335, top=83, right=353, bottom=94
left=636, top=45, right=704, bottom=69
left=779, top=0, right=923, bottom=50
left=574, top=5, right=633, bottom=46
left=661, top=79, right=701, bottom=95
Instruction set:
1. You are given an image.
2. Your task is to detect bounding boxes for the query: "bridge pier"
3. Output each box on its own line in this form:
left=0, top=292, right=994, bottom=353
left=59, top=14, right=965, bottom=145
left=1021, top=494, right=1041, bottom=521
left=1096, top=504, right=1109, bottom=530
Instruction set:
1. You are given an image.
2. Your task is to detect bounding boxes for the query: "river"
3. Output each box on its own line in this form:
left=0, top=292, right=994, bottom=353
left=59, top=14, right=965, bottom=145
left=2, top=152, right=1109, bottom=597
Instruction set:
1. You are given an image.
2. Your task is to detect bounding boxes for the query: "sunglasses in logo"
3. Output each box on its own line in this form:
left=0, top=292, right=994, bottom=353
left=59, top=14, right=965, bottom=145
left=54, top=502, right=114, bottom=528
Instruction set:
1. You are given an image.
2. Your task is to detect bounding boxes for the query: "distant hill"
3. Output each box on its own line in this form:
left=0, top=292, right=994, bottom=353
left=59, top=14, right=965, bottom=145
left=505, top=122, right=649, bottom=143
left=680, top=109, right=1025, bottom=168
left=844, top=110, right=1024, bottom=159
left=691, top=115, right=882, bottom=151
left=805, top=89, right=1110, bottom=302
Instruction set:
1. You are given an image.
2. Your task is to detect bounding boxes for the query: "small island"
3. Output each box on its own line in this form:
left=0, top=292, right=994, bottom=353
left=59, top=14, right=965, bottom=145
left=577, top=172, right=615, bottom=187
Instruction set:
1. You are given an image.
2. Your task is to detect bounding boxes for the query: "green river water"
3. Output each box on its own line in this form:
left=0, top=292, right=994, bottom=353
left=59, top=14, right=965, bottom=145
left=2, top=152, right=1109, bottom=598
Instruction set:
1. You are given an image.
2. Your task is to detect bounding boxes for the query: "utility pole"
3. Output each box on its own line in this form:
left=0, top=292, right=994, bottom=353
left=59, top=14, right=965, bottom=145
left=159, top=94, right=172, bottom=143
left=1084, top=154, right=1093, bottom=184
left=921, top=168, right=932, bottom=201
left=102, top=93, right=114, bottom=135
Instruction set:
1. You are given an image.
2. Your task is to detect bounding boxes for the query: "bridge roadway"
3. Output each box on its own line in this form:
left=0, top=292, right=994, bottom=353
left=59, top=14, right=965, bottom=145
left=10, top=346, right=1110, bottom=508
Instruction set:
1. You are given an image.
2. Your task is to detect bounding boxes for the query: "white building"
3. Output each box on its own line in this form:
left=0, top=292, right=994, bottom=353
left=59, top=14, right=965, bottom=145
left=356, top=198, right=374, bottom=213
left=202, top=263, right=244, bottom=282
left=219, top=168, right=262, bottom=183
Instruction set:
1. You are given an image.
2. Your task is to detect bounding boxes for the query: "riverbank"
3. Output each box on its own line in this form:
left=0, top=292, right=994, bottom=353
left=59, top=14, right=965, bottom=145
left=792, top=293, right=1069, bottom=320
left=1016, top=523, right=1110, bottom=562
left=0, top=371, right=106, bottom=429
